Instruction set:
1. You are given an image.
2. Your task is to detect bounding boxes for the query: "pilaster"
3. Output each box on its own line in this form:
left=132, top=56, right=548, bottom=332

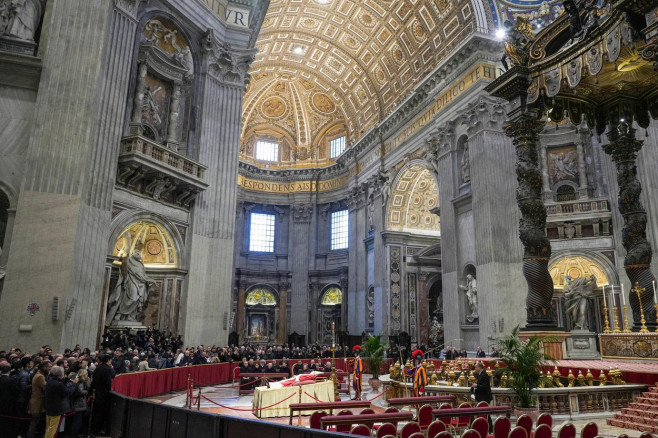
left=0, top=0, right=138, bottom=351
left=289, top=203, right=313, bottom=338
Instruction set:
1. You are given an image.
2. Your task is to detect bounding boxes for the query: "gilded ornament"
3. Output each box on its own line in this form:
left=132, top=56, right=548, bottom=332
left=261, top=96, right=287, bottom=119
left=501, top=17, right=535, bottom=70
left=312, top=93, right=336, bottom=114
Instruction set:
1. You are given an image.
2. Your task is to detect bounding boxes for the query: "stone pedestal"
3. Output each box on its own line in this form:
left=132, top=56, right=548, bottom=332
left=565, top=330, right=600, bottom=359
left=518, top=330, right=569, bottom=360
left=108, top=321, right=147, bottom=336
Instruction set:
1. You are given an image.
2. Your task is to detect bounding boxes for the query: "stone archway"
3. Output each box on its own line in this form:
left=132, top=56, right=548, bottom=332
left=104, top=219, right=186, bottom=336
left=317, top=286, right=342, bottom=344
left=387, top=163, right=440, bottom=235
left=244, top=286, right=279, bottom=343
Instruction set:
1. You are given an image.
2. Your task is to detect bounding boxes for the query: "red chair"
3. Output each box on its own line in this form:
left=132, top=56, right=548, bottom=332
left=418, top=404, right=434, bottom=430
left=309, top=410, right=328, bottom=429
left=536, top=413, right=552, bottom=429
left=451, top=402, right=473, bottom=435
left=409, top=433, right=426, bottom=438
left=436, top=403, right=452, bottom=427
left=472, top=417, right=489, bottom=438
left=463, top=428, right=483, bottom=438
left=516, top=414, right=533, bottom=438
left=336, top=409, right=354, bottom=433
left=376, top=423, right=397, bottom=438
left=384, top=406, right=400, bottom=428
left=427, top=420, right=447, bottom=438
left=616, top=435, right=629, bottom=438
left=360, top=408, right=375, bottom=415
left=508, top=426, right=528, bottom=438
left=638, top=433, right=654, bottom=438
left=534, top=424, right=551, bottom=438
left=435, top=432, right=454, bottom=438
left=401, top=422, right=422, bottom=438
left=493, top=416, right=511, bottom=438
left=581, top=423, right=598, bottom=438
left=350, top=424, right=371, bottom=436
left=476, top=401, right=489, bottom=419
left=557, top=423, right=576, bottom=438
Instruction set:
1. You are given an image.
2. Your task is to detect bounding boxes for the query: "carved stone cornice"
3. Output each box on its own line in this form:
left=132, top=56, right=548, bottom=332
left=238, top=160, right=346, bottom=181
left=346, top=183, right=368, bottom=211
left=202, top=29, right=258, bottom=88
left=291, top=203, right=313, bottom=224
left=454, top=96, right=507, bottom=136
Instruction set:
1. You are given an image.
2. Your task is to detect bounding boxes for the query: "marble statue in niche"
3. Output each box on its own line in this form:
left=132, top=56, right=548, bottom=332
left=428, top=316, right=442, bottom=344
left=459, top=273, right=478, bottom=322
left=1, top=0, right=44, bottom=41
left=106, top=233, right=154, bottom=324
left=563, top=274, right=596, bottom=330
left=461, top=140, right=471, bottom=183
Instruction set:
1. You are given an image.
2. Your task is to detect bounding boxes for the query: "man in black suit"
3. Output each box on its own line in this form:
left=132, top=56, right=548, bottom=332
left=471, top=362, right=493, bottom=431
left=91, top=354, right=115, bottom=435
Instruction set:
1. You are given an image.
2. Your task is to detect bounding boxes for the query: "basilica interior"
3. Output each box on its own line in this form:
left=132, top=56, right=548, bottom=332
left=2, top=0, right=658, bottom=367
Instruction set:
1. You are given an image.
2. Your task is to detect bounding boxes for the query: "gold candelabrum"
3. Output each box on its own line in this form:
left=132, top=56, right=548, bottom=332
left=612, top=305, right=621, bottom=333
left=622, top=305, right=632, bottom=333
left=329, top=322, right=340, bottom=400
left=632, top=282, right=650, bottom=333
left=603, top=303, right=612, bottom=333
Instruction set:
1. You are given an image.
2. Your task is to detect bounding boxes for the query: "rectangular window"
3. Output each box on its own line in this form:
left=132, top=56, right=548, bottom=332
left=329, top=136, right=346, bottom=158
left=249, top=212, right=275, bottom=252
left=330, top=210, right=349, bottom=250
left=256, top=141, right=279, bottom=162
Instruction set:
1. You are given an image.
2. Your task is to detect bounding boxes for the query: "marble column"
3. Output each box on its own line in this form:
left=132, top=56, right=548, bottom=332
left=540, top=145, right=552, bottom=201
left=0, top=0, right=141, bottom=351
left=347, top=185, right=367, bottom=336
left=278, top=285, right=287, bottom=344
left=603, top=121, right=657, bottom=329
left=236, top=281, right=246, bottom=342
left=184, top=37, right=257, bottom=345
left=289, top=203, right=313, bottom=339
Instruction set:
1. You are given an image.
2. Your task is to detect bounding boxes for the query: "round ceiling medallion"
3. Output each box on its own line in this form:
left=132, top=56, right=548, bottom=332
left=359, top=12, right=375, bottom=27
left=301, top=18, right=317, bottom=29
left=343, top=35, right=358, bottom=50
left=312, top=93, right=336, bottom=114
left=413, top=22, right=426, bottom=40
left=375, top=69, right=386, bottom=84
left=261, top=96, right=287, bottom=119
left=146, top=240, right=162, bottom=256
left=392, top=47, right=404, bottom=64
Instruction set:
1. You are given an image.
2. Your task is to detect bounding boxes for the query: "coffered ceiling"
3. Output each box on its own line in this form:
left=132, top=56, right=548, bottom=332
left=241, top=0, right=479, bottom=167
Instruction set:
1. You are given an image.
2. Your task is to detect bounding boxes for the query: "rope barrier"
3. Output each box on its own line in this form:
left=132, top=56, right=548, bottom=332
left=302, top=391, right=324, bottom=403
left=365, top=387, right=389, bottom=402
left=200, top=392, right=297, bottom=411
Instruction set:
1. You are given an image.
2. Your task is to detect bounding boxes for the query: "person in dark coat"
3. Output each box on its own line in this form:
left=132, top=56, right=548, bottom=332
left=0, top=363, right=20, bottom=438
left=476, top=346, right=486, bottom=358
left=471, top=362, right=493, bottom=431
left=44, top=366, right=77, bottom=438
left=90, top=354, right=115, bottom=435
left=111, top=349, right=127, bottom=374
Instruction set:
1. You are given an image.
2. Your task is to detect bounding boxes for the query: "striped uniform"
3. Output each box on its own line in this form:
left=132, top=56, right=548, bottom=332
left=406, top=364, right=427, bottom=397
left=352, top=357, right=363, bottom=396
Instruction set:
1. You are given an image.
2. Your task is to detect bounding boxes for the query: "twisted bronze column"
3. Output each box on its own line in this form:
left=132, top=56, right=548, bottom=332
left=504, top=116, right=556, bottom=328
left=603, top=121, right=657, bottom=330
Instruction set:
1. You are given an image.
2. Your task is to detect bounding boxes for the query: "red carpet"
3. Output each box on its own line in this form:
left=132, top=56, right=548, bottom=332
left=608, top=384, right=658, bottom=432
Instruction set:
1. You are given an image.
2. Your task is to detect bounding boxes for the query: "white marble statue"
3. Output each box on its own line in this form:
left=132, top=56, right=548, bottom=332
left=459, top=273, right=478, bottom=322
left=461, top=140, right=471, bottom=183
left=106, top=233, right=154, bottom=324
left=563, top=274, right=596, bottom=330
left=4, top=0, right=44, bottom=41
left=429, top=316, right=442, bottom=344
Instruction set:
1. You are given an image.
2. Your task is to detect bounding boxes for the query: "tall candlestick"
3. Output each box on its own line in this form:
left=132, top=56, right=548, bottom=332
left=654, top=281, right=657, bottom=304
left=621, top=284, right=625, bottom=306
left=602, top=285, right=607, bottom=308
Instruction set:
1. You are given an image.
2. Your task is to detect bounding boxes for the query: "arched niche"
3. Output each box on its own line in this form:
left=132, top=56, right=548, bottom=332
left=549, top=253, right=614, bottom=332
left=244, top=285, right=279, bottom=343
left=387, top=162, right=440, bottom=235
left=103, top=216, right=187, bottom=336
left=317, top=285, right=342, bottom=344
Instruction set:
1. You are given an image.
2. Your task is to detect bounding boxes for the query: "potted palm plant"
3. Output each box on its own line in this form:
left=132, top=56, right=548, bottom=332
left=494, top=325, right=557, bottom=418
left=363, top=333, right=385, bottom=391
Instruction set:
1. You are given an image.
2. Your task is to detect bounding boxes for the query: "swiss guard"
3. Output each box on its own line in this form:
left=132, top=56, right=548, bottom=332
left=406, top=349, right=427, bottom=397
left=351, top=345, right=363, bottom=400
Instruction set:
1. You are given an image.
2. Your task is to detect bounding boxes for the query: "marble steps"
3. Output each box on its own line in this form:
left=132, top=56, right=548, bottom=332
left=608, top=382, right=658, bottom=432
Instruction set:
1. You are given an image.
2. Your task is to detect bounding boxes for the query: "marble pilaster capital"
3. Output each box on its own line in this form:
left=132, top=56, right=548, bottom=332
left=201, top=29, right=257, bottom=88
left=114, top=0, right=140, bottom=18
left=418, top=272, right=430, bottom=282
left=346, top=183, right=368, bottom=211
left=278, top=282, right=291, bottom=292
left=291, top=203, right=313, bottom=223
left=454, top=97, right=507, bottom=137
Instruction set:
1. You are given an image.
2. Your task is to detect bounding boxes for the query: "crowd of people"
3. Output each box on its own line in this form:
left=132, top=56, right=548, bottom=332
left=0, top=325, right=499, bottom=438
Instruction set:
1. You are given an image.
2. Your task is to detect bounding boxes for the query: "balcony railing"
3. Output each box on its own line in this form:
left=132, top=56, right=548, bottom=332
left=120, top=136, right=205, bottom=180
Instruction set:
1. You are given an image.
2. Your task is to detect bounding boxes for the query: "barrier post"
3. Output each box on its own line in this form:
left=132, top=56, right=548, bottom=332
left=197, top=387, right=202, bottom=410
left=298, top=386, right=302, bottom=426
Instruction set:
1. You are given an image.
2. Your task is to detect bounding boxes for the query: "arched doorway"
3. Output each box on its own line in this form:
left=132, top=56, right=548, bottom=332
left=105, top=219, right=185, bottom=334
left=244, top=286, right=279, bottom=343
left=317, top=286, right=342, bottom=344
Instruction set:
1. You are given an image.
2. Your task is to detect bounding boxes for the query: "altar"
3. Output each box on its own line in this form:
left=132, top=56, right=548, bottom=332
left=252, top=380, right=334, bottom=418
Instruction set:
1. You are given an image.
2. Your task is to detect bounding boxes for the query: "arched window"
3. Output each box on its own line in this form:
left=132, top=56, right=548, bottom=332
left=555, top=185, right=577, bottom=202
left=320, top=287, right=342, bottom=306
